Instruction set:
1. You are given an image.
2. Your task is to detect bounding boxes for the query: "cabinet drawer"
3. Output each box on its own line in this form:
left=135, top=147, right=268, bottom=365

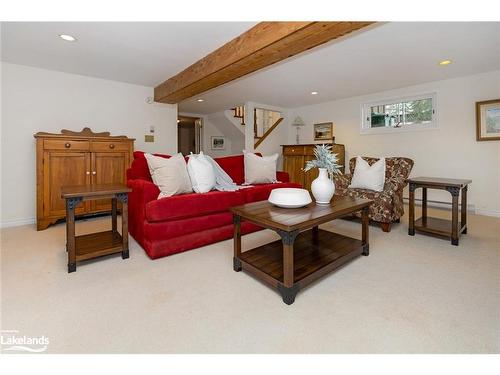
left=91, top=141, right=130, bottom=152
left=283, top=146, right=305, bottom=156
left=44, top=139, right=90, bottom=151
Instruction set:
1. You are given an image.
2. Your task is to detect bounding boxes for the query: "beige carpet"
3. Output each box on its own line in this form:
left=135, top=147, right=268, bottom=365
left=1, top=206, right=499, bottom=354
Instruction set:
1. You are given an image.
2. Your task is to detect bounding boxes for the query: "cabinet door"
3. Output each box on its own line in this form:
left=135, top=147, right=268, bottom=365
left=90, top=152, right=128, bottom=212
left=43, top=151, right=90, bottom=218
left=303, top=155, right=319, bottom=191
left=283, top=155, right=305, bottom=186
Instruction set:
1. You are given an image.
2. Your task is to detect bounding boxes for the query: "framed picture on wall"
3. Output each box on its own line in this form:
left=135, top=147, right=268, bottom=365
left=313, top=122, right=333, bottom=141
left=476, top=99, right=500, bottom=141
left=211, top=136, right=226, bottom=150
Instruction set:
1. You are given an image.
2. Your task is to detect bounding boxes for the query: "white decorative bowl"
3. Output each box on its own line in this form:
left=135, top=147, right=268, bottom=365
left=268, top=188, right=312, bottom=208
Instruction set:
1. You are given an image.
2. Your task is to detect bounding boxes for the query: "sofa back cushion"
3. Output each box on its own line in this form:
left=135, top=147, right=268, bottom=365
left=213, top=153, right=263, bottom=185
left=128, top=151, right=263, bottom=186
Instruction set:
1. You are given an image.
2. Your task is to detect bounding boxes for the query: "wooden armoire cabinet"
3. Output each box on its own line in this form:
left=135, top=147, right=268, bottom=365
left=282, top=144, right=345, bottom=191
left=34, top=128, right=135, bottom=230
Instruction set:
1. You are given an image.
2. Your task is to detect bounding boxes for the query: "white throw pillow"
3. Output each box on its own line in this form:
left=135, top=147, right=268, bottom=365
left=187, top=151, right=216, bottom=193
left=243, top=150, right=278, bottom=184
left=349, top=156, right=386, bottom=192
left=145, top=153, right=193, bottom=199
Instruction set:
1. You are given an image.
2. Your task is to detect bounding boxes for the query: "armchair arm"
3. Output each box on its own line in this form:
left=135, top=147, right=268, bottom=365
left=333, top=174, right=352, bottom=196
left=276, top=171, right=290, bottom=183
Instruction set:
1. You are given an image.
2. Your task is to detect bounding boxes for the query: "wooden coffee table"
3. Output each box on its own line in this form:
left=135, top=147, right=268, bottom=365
left=61, top=184, right=131, bottom=273
left=230, top=196, right=373, bottom=305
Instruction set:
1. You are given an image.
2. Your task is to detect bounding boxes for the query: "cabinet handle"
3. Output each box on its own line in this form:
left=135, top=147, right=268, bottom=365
left=65, top=142, right=71, bottom=148
left=86, top=171, right=90, bottom=175
left=92, top=171, right=96, bottom=175
left=109, top=144, right=115, bottom=149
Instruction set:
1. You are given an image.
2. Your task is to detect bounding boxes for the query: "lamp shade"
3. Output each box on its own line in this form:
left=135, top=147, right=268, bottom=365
left=291, top=116, right=305, bottom=127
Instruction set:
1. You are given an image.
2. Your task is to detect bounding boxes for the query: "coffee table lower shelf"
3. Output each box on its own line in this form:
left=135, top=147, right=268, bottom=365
left=236, top=229, right=364, bottom=303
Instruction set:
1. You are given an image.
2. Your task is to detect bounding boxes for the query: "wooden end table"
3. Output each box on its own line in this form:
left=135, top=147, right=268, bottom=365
left=230, top=196, right=373, bottom=305
left=61, top=184, right=132, bottom=273
left=408, top=177, right=471, bottom=246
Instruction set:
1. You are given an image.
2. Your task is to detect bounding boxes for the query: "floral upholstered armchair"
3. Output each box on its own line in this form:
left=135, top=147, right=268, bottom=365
left=333, top=157, right=414, bottom=232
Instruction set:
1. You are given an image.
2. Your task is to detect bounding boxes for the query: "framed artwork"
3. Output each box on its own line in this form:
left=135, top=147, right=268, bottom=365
left=313, top=122, right=333, bottom=141
left=476, top=99, right=500, bottom=141
left=211, top=136, right=226, bottom=150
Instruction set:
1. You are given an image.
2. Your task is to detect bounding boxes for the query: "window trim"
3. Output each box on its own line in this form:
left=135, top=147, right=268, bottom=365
left=360, top=92, right=438, bottom=135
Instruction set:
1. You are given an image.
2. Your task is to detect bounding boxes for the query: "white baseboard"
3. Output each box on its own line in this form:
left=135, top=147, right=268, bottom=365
left=475, top=209, right=500, bottom=218
left=0, top=217, right=36, bottom=229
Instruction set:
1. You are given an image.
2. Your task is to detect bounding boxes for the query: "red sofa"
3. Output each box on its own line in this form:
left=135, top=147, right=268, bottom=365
left=126, top=151, right=301, bottom=259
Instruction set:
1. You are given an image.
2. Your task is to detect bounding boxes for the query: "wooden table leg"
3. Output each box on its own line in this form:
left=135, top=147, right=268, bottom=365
left=233, top=215, right=242, bottom=271
left=312, top=225, right=319, bottom=245
left=277, top=230, right=299, bottom=305
left=118, top=193, right=129, bottom=259
left=450, top=187, right=460, bottom=246
left=66, top=197, right=80, bottom=273
left=422, top=187, right=428, bottom=225
left=362, top=206, right=369, bottom=256
left=408, top=183, right=416, bottom=236
left=461, top=186, right=468, bottom=235
left=111, top=197, right=117, bottom=234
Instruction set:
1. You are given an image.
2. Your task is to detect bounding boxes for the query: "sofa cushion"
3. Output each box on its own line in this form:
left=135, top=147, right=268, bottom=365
left=146, top=153, right=193, bottom=198
left=145, top=189, right=245, bottom=222
left=242, top=182, right=302, bottom=203
left=243, top=150, right=278, bottom=184
left=213, top=154, right=245, bottom=185
left=128, top=151, right=171, bottom=182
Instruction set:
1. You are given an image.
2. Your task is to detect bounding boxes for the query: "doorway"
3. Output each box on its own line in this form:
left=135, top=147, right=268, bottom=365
left=177, top=116, right=202, bottom=155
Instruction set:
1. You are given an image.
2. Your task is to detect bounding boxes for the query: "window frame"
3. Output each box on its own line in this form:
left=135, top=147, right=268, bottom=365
left=360, top=92, right=438, bottom=135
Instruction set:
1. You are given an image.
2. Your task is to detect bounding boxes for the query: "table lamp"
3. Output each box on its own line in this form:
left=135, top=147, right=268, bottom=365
left=291, top=116, right=305, bottom=144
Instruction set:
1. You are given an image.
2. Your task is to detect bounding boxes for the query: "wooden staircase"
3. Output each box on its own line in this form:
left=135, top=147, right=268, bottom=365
left=254, top=117, right=283, bottom=148
left=230, top=105, right=284, bottom=148
left=231, top=106, right=245, bottom=126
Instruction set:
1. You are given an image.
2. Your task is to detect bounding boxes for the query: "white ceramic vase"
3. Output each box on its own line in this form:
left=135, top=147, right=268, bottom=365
left=311, top=168, right=335, bottom=205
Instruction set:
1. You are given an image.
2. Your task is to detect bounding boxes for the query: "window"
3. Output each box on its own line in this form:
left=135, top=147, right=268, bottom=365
left=361, top=93, right=437, bottom=134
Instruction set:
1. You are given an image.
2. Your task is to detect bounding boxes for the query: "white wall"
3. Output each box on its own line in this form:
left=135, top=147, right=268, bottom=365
left=201, top=112, right=245, bottom=158
left=288, top=70, right=500, bottom=216
left=0, top=62, right=178, bottom=227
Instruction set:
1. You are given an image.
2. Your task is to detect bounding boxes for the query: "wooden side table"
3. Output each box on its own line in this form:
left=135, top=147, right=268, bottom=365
left=408, top=177, right=471, bottom=246
left=61, top=184, right=132, bottom=273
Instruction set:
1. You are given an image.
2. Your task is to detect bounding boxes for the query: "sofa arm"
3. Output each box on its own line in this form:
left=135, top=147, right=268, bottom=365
left=276, top=171, right=290, bottom=183
left=333, top=173, right=352, bottom=196
left=127, top=179, right=159, bottom=206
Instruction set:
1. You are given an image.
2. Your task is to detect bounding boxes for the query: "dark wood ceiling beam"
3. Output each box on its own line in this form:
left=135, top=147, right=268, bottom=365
left=154, top=21, right=375, bottom=104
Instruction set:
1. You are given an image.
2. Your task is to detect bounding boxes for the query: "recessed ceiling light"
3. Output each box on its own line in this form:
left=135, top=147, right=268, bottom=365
left=59, top=34, right=77, bottom=42
left=311, top=91, right=318, bottom=95
left=439, top=59, right=452, bottom=66
left=197, top=99, right=204, bottom=102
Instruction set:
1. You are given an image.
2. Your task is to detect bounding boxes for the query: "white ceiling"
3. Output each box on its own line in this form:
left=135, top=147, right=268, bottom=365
left=1, top=22, right=257, bottom=87
left=2, top=22, right=499, bottom=114
left=179, top=22, right=500, bottom=113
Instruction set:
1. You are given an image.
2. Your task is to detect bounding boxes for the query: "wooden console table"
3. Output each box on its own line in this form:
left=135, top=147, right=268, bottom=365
left=408, top=177, right=471, bottom=246
left=61, top=184, right=132, bottom=273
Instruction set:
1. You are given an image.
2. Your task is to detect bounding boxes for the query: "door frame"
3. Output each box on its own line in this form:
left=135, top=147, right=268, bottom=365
left=177, top=115, right=203, bottom=154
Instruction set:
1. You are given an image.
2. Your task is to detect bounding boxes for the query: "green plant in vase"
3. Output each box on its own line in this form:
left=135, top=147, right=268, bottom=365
left=303, top=144, right=342, bottom=204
